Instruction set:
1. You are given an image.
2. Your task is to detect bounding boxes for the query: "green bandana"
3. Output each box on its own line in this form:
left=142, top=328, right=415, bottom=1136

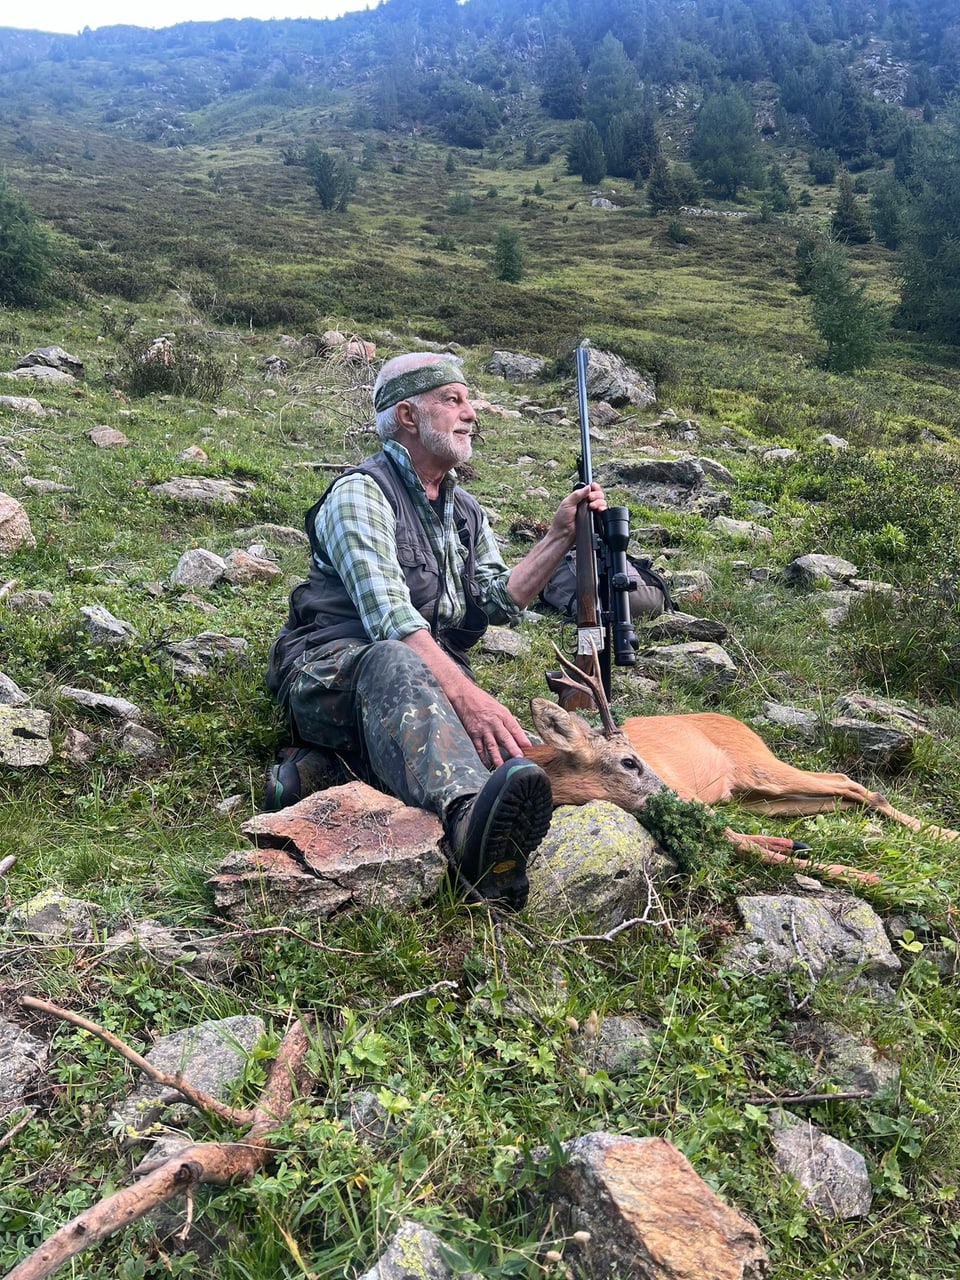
left=373, top=360, right=465, bottom=413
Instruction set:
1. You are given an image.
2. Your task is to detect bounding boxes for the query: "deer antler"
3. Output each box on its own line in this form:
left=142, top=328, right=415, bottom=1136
left=549, top=641, right=619, bottom=737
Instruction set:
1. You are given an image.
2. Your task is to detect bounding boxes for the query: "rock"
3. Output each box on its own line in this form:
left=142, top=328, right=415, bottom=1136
left=758, top=703, right=818, bottom=742
left=7, top=888, right=100, bottom=941
left=176, top=444, right=208, bottom=462
left=816, top=433, right=849, bottom=449
left=771, top=1112, right=873, bottom=1219
left=0, top=493, right=36, bottom=552
left=86, top=426, right=130, bottom=448
left=0, top=395, right=46, bottom=416
left=635, top=641, right=737, bottom=691
left=826, top=717, right=914, bottom=768
left=582, top=346, right=656, bottom=409
left=79, top=605, right=136, bottom=647
left=587, top=1015, right=656, bottom=1077
left=103, top=920, right=237, bottom=983
left=3, top=589, right=53, bottom=611
left=151, top=477, right=251, bottom=505
left=697, top=457, right=736, bottom=485
left=342, top=1089, right=399, bottom=1147
left=112, top=1015, right=265, bottom=1139
left=544, top=1132, right=768, bottom=1279
left=666, top=570, right=715, bottom=604
left=3, top=366, right=75, bottom=385
left=357, top=1220, right=482, bottom=1280
left=783, top=554, right=860, bottom=589
left=528, top=802, right=673, bottom=932
left=15, top=345, right=83, bottom=377
left=57, top=686, right=143, bottom=721
left=209, top=784, right=448, bottom=921
left=760, top=447, right=797, bottom=464
left=263, top=355, right=290, bottom=377
left=21, top=476, right=72, bottom=494
left=0, top=1014, right=49, bottom=1107
left=171, top=548, right=227, bottom=589
left=232, top=522, right=309, bottom=548
left=479, top=627, right=525, bottom=658
left=591, top=196, right=620, bottom=209
left=832, top=693, right=928, bottom=735
left=710, top=515, right=773, bottom=545
left=486, top=351, right=547, bottom=382
left=61, top=726, right=97, bottom=763
left=638, top=612, right=729, bottom=643
left=722, top=894, right=901, bottom=999
left=0, top=672, right=28, bottom=706
left=222, top=548, right=281, bottom=585
left=120, top=721, right=164, bottom=759
left=796, top=1022, right=900, bottom=1095
left=0, top=706, right=52, bottom=765
left=590, top=400, right=620, bottom=426
left=163, top=633, right=248, bottom=680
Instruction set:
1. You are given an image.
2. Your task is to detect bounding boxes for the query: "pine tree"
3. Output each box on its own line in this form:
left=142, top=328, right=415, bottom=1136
left=492, top=225, right=523, bottom=283
left=646, top=156, right=681, bottom=214
left=540, top=37, right=583, bottom=120
left=566, top=121, right=606, bottom=185
left=898, top=117, right=960, bottom=342
left=808, top=239, right=886, bottom=371
left=689, top=89, right=763, bottom=199
left=585, top=34, right=638, bottom=138
left=831, top=171, right=872, bottom=243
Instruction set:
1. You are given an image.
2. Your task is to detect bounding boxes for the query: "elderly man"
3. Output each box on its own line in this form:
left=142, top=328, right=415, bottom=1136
left=265, top=351, right=606, bottom=910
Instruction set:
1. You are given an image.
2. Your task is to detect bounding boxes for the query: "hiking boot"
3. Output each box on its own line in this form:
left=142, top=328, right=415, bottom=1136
left=445, top=758, right=553, bottom=911
left=262, top=746, right=350, bottom=812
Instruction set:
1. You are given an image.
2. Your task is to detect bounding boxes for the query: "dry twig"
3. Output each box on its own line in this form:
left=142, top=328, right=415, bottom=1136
left=5, top=1008, right=315, bottom=1280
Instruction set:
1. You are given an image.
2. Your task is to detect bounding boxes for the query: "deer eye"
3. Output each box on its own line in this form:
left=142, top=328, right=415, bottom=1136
left=621, top=756, right=643, bottom=773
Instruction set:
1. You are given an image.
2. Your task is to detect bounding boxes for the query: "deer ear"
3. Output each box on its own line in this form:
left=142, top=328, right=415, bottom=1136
left=530, top=697, right=590, bottom=748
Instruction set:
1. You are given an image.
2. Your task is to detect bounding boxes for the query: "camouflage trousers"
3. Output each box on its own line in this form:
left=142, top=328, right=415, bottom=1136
left=282, top=638, right=490, bottom=823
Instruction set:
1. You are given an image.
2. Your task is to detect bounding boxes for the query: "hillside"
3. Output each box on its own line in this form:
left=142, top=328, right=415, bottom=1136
left=3, top=0, right=960, bottom=1276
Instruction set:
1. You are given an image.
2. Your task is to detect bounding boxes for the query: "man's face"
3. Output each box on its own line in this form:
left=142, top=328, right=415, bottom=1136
left=413, top=383, right=477, bottom=468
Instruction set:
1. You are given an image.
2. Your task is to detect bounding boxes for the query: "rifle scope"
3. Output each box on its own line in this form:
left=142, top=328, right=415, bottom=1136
left=601, top=506, right=639, bottom=667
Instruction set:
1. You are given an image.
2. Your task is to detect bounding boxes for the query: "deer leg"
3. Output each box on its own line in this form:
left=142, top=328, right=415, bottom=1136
left=723, top=827, right=881, bottom=887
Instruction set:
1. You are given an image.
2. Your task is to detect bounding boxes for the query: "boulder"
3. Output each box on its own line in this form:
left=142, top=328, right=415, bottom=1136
left=222, top=548, right=282, bottom=585
left=14, top=345, right=83, bottom=377
left=635, top=641, right=737, bottom=691
left=151, top=477, right=251, bottom=505
left=0, top=1014, right=49, bottom=1108
left=357, top=1220, right=482, bottom=1280
left=771, top=1112, right=873, bottom=1219
left=528, top=802, right=673, bottom=931
left=583, top=346, right=656, bottom=409
left=0, top=493, right=35, bottom=552
left=86, top=426, right=130, bottom=448
left=721, top=893, right=901, bottom=1000
left=57, top=686, right=143, bottom=721
left=171, top=548, right=227, bottom=589
left=0, top=706, right=52, bottom=765
left=78, top=605, right=136, bottom=647
left=486, top=351, right=547, bottom=382
left=783, top=554, right=860, bottom=589
left=7, top=889, right=100, bottom=942
left=0, top=395, right=46, bottom=417
left=544, top=1132, right=768, bottom=1279
left=209, top=783, right=448, bottom=921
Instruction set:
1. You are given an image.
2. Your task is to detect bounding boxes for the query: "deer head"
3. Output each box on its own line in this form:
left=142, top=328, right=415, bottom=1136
left=526, top=697, right=665, bottom=812
left=524, top=642, right=665, bottom=813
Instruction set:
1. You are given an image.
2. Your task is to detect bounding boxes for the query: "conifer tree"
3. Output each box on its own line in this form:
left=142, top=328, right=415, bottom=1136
left=540, top=37, right=583, bottom=120
left=808, top=238, right=886, bottom=371
left=831, top=171, right=872, bottom=243
left=567, top=120, right=606, bottom=185
left=689, top=89, right=763, bottom=198
left=492, top=225, right=524, bottom=283
left=646, top=156, right=681, bottom=213
left=585, top=34, right=638, bottom=138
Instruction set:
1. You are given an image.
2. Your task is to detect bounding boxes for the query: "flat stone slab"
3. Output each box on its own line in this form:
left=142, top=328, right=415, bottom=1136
left=0, top=706, right=52, bottom=765
left=210, top=783, right=447, bottom=920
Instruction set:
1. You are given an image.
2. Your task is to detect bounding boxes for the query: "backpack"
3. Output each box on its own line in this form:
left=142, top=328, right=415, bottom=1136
left=538, top=550, right=674, bottom=622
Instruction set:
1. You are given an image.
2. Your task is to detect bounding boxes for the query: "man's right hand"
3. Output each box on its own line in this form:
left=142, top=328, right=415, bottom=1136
left=401, top=629, right=530, bottom=769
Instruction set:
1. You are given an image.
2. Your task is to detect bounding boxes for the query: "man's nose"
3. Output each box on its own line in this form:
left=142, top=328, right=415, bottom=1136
left=462, top=400, right=477, bottom=422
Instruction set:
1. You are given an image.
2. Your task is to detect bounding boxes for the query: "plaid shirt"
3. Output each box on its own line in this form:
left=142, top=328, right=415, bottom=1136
left=312, top=440, right=522, bottom=643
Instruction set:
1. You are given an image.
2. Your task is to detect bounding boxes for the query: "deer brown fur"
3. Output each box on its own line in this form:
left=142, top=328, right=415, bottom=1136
left=525, top=647, right=956, bottom=888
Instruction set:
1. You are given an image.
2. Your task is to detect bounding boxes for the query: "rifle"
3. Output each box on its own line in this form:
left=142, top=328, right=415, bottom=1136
left=547, top=344, right=638, bottom=712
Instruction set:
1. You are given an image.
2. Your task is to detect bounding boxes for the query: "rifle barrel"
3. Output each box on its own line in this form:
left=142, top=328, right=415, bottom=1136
left=575, top=345, right=592, bottom=486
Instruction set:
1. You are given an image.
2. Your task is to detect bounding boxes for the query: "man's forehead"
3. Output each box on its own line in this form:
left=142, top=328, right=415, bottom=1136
left=373, top=359, right=467, bottom=412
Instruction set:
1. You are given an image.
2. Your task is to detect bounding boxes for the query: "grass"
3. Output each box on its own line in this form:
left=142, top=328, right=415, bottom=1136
left=2, top=50, right=960, bottom=1280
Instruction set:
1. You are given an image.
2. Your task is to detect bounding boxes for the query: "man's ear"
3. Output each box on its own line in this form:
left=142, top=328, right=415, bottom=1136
left=394, top=400, right=418, bottom=433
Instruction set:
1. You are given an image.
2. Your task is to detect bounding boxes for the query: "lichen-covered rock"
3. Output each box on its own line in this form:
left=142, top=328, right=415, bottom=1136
left=0, top=1014, right=49, bottom=1107
left=0, top=493, right=36, bottom=552
left=528, top=802, right=673, bottom=931
left=357, top=1219, right=483, bottom=1280
left=6, top=888, right=100, bottom=942
left=635, top=641, right=737, bottom=691
left=771, top=1112, right=873, bottom=1219
left=171, top=548, right=227, bottom=588
left=0, top=706, right=51, bottom=765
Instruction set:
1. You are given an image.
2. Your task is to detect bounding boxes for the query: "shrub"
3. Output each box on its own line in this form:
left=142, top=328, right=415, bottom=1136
left=0, top=170, right=56, bottom=305
left=113, top=330, right=237, bottom=400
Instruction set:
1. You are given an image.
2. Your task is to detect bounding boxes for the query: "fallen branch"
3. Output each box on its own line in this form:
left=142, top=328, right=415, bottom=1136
left=5, top=1012, right=315, bottom=1280
left=745, top=1089, right=871, bottom=1107
left=21, top=998, right=255, bottom=1127
left=0, top=1107, right=36, bottom=1153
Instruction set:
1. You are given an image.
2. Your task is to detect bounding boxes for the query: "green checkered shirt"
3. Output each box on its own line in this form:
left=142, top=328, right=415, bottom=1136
left=311, top=440, right=522, bottom=643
